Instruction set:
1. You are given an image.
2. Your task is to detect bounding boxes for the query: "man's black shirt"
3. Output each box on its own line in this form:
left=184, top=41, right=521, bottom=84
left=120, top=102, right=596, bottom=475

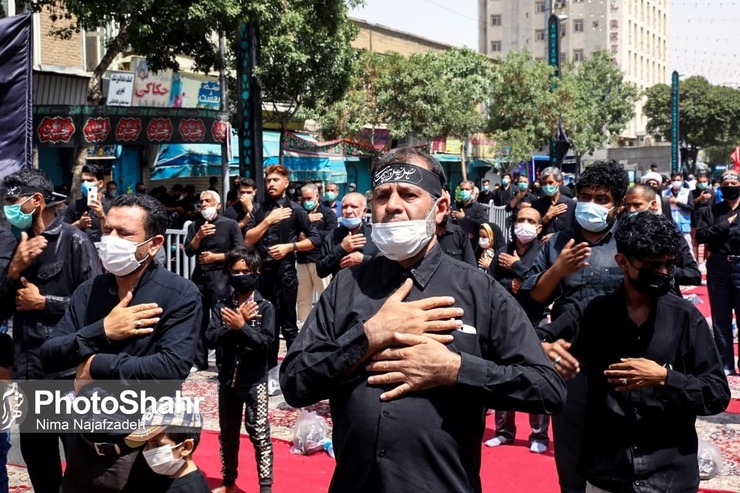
left=696, top=201, right=740, bottom=255
left=437, top=221, right=476, bottom=266
left=493, top=185, right=516, bottom=206
left=316, top=222, right=378, bottom=279
left=538, top=288, right=729, bottom=492
left=531, top=194, right=576, bottom=237
left=488, top=239, right=545, bottom=325
left=297, top=203, right=337, bottom=264
left=184, top=215, right=243, bottom=273
left=63, top=196, right=112, bottom=242
left=477, top=189, right=495, bottom=204
left=280, top=244, right=565, bottom=493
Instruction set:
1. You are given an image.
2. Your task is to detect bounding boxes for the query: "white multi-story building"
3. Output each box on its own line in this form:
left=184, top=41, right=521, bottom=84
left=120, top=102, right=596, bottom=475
left=479, top=0, right=668, bottom=144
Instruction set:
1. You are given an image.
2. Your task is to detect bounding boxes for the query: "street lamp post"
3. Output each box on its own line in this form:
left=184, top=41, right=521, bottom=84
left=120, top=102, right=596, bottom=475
left=671, top=70, right=680, bottom=175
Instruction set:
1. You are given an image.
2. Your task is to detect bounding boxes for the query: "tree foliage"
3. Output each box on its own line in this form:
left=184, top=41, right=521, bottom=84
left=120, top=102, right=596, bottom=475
left=558, top=50, right=638, bottom=163
left=644, top=76, right=740, bottom=158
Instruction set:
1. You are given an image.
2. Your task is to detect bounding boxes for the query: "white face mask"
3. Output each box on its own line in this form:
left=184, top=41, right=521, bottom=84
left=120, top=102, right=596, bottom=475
left=98, top=236, right=152, bottom=276
left=371, top=201, right=437, bottom=262
left=143, top=442, right=185, bottom=476
left=201, top=206, right=218, bottom=221
left=514, top=223, right=539, bottom=244
left=478, top=238, right=491, bottom=249
left=672, top=180, right=683, bottom=190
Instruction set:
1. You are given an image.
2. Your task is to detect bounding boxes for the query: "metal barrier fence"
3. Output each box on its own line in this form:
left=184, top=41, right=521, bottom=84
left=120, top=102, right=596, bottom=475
left=164, top=221, right=195, bottom=280
left=483, top=202, right=512, bottom=244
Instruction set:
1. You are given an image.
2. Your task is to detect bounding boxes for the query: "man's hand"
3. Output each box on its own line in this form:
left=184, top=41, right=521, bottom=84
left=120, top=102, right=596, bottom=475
left=540, top=233, right=554, bottom=243
left=544, top=203, right=568, bottom=223
left=8, top=232, right=47, bottom=280
left=498, top=251, right=520, bottom=270
left=75, top=355, right=95, bottom=394
left=542, top=339, right=580, bottom=380
left=308, top=212, right=323, bottom=223
left=366, top=332, right=459, bottom=401
left=221, top=307, right=246, bottom=330
left=604, top=357, right=668, bottom=392
left=15, top=277, right=45, bottom=311
left=88, top=197, right=105, bottom=220
left=75, top=212, right=92, bottom=229
left=451, top=209, right=465, bottom=220
left=364, top=278, right=463, bottom=351
left=239, top=300, right=260, bottom=321
left=669, top=196, right=678, bottom=205
left=196, top=222, right=216, bottom=240
left=267, top=243, right=293, bottom=260
left=198, top=251, right=221, bottom=265
left=729, top=214, right=737, bottom=224
left=511, top=278, right=522, bottom=294
left=238, top=193, right=254, bottom=214
left=552, top=239, right=591, bottom=277
left=340, top=231, right=366, bottom=253
left=102, top=291, right=161, bottom=341
left=266, top=206, right=292, bottom=226
left=339, top=251, right=364, bottom=269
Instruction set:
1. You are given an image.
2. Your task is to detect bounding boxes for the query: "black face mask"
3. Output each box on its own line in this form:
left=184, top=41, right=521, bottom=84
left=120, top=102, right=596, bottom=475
left=230, top=274, right=258, bottom=293
left=721, top=186, right=740, bottom=201
left=628, top=266, right=673, bottom=297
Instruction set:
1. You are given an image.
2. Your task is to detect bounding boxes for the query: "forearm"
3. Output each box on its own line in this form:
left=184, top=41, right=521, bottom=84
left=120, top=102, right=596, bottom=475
left=245, top=221, right=270, bottom=246
left=530, top=268, right=563, bottom=304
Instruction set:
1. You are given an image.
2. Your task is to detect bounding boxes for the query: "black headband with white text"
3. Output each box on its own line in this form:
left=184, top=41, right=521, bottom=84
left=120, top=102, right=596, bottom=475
left=372, top=163, right=442, bottom=198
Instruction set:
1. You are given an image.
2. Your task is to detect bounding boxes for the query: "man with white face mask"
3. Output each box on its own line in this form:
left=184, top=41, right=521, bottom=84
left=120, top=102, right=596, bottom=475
left=184, top=190, right=243, bottom=372
left=41, top=193, right=202, bottom=492
left=486, top=206, right=551, bottom=454
left=519, top=160, right=629, bottom=493
left=280, top=147, right=565, bottom=493
left=0, top=168, right=100, bottom=493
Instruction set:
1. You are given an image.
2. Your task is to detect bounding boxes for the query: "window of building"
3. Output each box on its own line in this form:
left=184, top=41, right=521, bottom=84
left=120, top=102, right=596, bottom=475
left=610, top=19, right=619, bottom=29
left=490, top=15, right=502, bottom=26
left=610, top=32, right=618, bottom=42
left=490, top=41, right=502, bottom=53
left=573, top=49, right=584, bottom=62
left=573, top=19, right=584, bottom=32
left=611, top=44, right=619, bottom=55
left=535, top=29, right=546, bottom=42
left=560, top=24, right=567, bottom=37
left=535, top=2, right=546, bottom=13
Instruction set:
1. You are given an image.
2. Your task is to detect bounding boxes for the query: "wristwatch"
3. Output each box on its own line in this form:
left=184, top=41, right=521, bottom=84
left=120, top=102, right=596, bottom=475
left=293, top=242, right=298, bottom=252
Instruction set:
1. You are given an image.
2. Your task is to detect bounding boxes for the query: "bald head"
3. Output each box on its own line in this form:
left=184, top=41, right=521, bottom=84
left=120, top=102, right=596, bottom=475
left=624, top=184, right=658, bottom=214
left=341, top=192, right=367, bottom=219
left=516, top=205, right=541, bottom=224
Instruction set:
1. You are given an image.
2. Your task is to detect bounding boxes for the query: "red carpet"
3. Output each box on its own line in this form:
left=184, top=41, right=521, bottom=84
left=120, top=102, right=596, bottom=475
left=195, top=412, right=559, bottom=492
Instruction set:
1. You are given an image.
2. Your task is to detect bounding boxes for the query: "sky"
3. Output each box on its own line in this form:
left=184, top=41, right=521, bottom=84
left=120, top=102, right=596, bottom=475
left=350, top=0, right=740, bottom=87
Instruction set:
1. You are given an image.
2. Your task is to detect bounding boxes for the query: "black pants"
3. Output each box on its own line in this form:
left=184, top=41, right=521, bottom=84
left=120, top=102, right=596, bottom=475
left=706, top=254, right=740, bottom=372
left=493, top=410, right=550, bottom=445
left=194, top=268, right=230, bottom=370
left=552, top=372, right=588, bottom=493
left=20, top=432, right=67, bottom=493
left=259, top=265, right=298, bottom=368
left=218, top=382, right=273, bottom=487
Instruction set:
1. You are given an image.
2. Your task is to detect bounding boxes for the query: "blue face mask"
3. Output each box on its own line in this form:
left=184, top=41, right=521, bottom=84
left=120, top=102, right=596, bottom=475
left=575, top=201, right=614, bottom=233
left=518, top=182, right=529, bottom=192
left=502, top=178, right=510, bottom=186
left=302, top=200, right=316, bottom=211
left=460, top=190, right=472, bottom=201
left=542, top=184, right=559, bottom=197
left=340, top=216, right=362, bottom=229
left=4, top=196, right=36, bottom=231
left=481, top=185, right=489, bottom=192
left=81, top=181, right=96, bottom=198
left=325, top=192, right=338, bottom=202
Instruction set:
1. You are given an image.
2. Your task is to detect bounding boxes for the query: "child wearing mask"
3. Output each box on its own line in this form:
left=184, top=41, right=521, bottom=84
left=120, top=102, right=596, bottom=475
left=476, top=222, right=504, bottom=270
left=206, top=246, right=275, bottom=493
left=125, top=400, right=210, bottom=493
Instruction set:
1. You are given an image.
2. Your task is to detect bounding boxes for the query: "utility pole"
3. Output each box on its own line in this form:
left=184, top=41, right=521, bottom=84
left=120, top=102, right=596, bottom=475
left=219, top=32, right=230, bottom=200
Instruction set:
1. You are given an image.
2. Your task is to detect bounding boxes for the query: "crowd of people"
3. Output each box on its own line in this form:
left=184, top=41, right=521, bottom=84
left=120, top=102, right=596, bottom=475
left=0, top=151, right=737, bottom=493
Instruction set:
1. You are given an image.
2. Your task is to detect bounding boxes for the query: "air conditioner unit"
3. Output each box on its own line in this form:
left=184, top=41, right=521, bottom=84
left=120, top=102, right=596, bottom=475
left=554, top=1, right=565, bottom=9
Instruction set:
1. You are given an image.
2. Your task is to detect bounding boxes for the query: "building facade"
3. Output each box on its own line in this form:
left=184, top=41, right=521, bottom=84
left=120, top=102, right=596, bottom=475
left=479, top=0, right=668, bottom=144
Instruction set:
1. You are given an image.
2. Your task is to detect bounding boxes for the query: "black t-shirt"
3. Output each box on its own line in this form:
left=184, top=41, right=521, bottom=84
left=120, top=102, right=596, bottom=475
left=163, top=470, right=211, bottom=493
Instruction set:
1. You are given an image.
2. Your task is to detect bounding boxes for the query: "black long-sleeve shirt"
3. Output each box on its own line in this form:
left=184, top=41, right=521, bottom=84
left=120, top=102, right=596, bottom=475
left=0, top=215, right=101, bottom=379
left=696, top=201, right=740, bottom=255
left=531, top=194, right=576, bottom=237
left=297, top=203, right=337, bottom=264
left=450, top=200, right=488, bottom=240
left=40, top=262, right=202, bottom=381
left=245, top=196, right=321, bottom=274
left=488, top=239, right=546, bottom=325
left=316, top=221, right=379, bottom=279
left=280, top=244, right=565, bottom=493
left=62, top=197, right=112, bottom=242
left=538, top=287, right=729, bottom=492
left=0, top=227, right=17, bottom=291
left=437, top=221, right=476, bottom=266
left=184, top=214, right=243, bottom=272
left=205, top=289, right=274, bottom=387
left=672, top=235, right=701, bottom=296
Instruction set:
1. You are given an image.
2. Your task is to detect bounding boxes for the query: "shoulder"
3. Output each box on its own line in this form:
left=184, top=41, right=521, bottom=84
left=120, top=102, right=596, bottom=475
left=60, top=221, right=95, bottom=244
left=152, top=265, right=201, bottom=298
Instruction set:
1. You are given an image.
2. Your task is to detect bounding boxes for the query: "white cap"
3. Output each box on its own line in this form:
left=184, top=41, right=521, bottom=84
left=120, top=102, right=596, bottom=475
left=640, top=172, right=663, bottom=185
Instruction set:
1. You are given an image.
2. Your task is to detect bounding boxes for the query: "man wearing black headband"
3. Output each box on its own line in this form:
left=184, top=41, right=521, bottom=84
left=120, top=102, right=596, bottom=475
left=0, top=168, right=101, bottom=493
left=281, top=147, right=565, bottom=493
left=697, top=170, right=740, bottom=375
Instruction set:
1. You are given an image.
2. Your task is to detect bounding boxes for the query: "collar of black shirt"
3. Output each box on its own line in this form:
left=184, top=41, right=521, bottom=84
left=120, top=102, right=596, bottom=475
left=38, top=214, right=64, bottom=238
left=103, top=261, right=161, bottom=296
left=378, top=242, right=444, bottom=289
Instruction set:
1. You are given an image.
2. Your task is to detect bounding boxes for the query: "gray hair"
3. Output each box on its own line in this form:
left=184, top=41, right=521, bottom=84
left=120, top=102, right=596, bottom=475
left=301, top=183, right=319, bottom=195
left=540, top=167, right=562, bottom=182
left=200, top=190, right=221, bottom=204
